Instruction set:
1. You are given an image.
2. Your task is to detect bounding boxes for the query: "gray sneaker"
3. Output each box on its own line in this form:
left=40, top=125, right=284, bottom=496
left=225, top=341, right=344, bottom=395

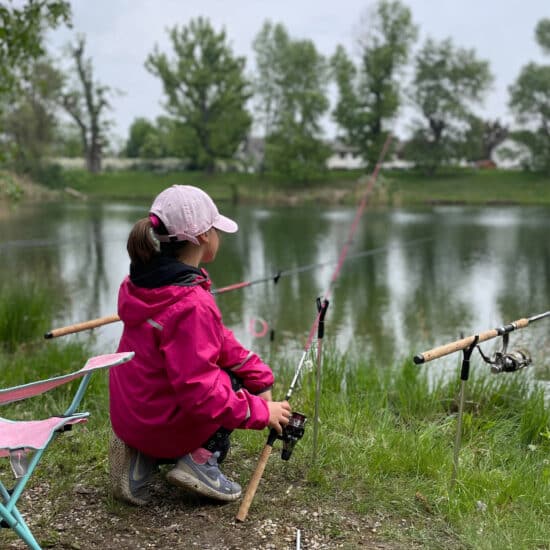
left=166, top=451, right=242, bottom=502
left=109, top=431, right=156, bottom=506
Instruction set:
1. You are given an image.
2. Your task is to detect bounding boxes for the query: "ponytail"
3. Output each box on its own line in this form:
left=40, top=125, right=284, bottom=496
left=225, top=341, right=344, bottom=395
left=127, top=218, right=159, bottom=265
left=126, top=216, right=190, bottom=265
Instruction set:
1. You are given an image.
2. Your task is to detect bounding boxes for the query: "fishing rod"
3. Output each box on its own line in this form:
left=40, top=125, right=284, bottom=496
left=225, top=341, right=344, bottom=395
left=235, top=133, right=394, bottom=522
left=413, top=311, right=550, bottom=365
left=44, top=236, right=430, bottom=339
left=413, top=310, right=550, bottom=487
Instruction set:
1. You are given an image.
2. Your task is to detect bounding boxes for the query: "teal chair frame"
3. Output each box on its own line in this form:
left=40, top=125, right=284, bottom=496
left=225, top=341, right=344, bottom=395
left=0, top=352, right=134, bottom=550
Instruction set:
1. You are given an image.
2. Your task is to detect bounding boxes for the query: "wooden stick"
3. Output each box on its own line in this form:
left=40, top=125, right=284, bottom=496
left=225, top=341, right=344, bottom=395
left=235, top=443, right=273, bottom=522
left=44, top=314, right=121, bottom=339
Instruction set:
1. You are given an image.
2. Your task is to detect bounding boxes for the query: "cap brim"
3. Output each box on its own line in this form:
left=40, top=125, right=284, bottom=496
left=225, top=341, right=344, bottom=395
left=213, top=214, right=238, bottom=234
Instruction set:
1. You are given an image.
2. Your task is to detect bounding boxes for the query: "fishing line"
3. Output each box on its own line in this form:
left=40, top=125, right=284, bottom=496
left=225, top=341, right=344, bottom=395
left=212, top=237, right=432, bottom=296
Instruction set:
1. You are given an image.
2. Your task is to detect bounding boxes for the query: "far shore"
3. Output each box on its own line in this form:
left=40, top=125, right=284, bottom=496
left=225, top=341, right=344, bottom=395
left=3, top=167, right=550, bottom=207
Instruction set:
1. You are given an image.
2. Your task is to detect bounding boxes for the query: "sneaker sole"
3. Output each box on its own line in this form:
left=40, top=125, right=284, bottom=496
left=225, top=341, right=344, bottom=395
left=166, top=468, right=241, bottom=502
left=109, top=433, right=149, bottom=506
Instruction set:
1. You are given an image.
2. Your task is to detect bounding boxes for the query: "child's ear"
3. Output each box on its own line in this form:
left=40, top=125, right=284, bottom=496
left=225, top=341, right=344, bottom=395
left=197, top=232, right=209, bottom=244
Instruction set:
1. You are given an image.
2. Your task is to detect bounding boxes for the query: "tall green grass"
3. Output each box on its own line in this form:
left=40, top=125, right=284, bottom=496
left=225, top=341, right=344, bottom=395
left=1, top=286, right=549, bottom=548
left=0, top=277, right=64, bottom=352
left=276, top=350, right=550, bottom=549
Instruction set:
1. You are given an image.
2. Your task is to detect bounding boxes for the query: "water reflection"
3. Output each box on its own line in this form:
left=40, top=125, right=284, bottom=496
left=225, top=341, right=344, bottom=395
left=0, top=201, right=548, bottom=383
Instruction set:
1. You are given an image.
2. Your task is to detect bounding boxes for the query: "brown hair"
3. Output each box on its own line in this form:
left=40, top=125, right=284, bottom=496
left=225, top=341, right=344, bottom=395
left=126, top=217, right=190, bottom=265
left=127, top=218, right=158, bottom=265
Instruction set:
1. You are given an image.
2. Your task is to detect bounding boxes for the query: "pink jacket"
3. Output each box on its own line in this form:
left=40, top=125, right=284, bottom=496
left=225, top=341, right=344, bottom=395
left=110, top=274, right=273, bottom=458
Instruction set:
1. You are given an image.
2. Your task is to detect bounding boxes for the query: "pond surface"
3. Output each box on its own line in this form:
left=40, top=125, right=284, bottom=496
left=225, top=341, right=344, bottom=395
left=1, top=199, right=549, bottom=383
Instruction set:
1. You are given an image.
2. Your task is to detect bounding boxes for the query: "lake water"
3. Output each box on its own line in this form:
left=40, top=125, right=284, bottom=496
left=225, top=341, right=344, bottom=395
left=1, top=199, right=549, bottom=384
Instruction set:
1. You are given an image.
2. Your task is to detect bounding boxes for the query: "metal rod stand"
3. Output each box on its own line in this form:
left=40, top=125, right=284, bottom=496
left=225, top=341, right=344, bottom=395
left=312, top=298, right=329, bottom=463
left=450, top=335, right=479, bottom=488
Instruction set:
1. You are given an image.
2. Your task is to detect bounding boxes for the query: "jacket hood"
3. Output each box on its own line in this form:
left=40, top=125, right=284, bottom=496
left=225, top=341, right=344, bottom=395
left=119, top=257, right=211, bottom=327
left=130, top=255, right=205, bottom=288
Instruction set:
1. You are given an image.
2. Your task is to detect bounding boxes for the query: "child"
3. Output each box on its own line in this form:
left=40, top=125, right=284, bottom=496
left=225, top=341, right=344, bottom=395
left=109, top=185, right=291, bottom=504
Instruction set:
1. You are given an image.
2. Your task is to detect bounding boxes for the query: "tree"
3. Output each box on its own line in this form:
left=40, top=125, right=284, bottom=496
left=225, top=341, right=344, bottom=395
left=60, top=36, right=113, bottom=173
left=535, top=18, right=550, bottom=55
left=460, top=116, right=508, bottom=162
left=0, top=1, right=70, bottom=165
left=52, top=122, right=84, bottom=158
left=146, top=17, right=251, bottom=172
left=125, top=116, right=194, bottom=159
left=405, top=38, right=492, bottom=174
left=2, top=58, right=64, bottom=173
left=331, top=0, right=417, bottom=165
left=508, top=18, right=550, bottom=173
left=0, top=0, right=70, bottom=99
left=253, top=21, right=330, bottom=182
left=125, top=118, right=157, bottom=158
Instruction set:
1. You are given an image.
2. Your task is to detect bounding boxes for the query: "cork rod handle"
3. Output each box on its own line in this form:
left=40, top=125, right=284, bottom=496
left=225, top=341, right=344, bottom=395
left=235, top=444, right=273, bottom=522
left=44, top=314, right=121, bottom=339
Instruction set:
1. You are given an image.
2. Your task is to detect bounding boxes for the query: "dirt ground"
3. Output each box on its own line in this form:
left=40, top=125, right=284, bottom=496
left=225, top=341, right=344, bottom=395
left=3, top=464, right=404, bottom=550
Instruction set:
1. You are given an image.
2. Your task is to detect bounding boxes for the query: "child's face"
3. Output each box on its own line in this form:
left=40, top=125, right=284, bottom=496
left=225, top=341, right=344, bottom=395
left=202, top=228, right=220, bottom=263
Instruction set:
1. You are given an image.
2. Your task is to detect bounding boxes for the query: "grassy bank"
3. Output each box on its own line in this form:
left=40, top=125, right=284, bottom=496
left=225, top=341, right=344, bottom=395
left=386, top=168, right=550, bottom=206
left=2, top=333, right=549, bottom=547
left=53, top=167, right=550, bottom=206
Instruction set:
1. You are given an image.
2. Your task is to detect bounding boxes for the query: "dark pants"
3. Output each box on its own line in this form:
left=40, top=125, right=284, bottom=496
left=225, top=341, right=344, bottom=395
left=201, top=372, right=243, bottom=463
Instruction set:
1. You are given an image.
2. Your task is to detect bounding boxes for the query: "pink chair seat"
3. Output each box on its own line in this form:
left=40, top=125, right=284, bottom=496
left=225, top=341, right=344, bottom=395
left=0, top=415, right=88, bottom=457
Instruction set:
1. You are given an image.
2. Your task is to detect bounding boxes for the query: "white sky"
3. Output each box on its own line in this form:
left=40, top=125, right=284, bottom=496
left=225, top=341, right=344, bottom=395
left=47, top=0, right=549, bottom=145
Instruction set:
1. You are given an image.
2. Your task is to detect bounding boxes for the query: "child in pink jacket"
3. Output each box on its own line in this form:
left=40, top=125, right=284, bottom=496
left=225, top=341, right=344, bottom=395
left=109, top=185, right=291, bottom=504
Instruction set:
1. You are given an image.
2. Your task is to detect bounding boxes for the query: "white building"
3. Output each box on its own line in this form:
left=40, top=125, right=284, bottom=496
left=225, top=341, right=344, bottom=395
left=326, top=141, right=365, bottom=170
left=492, top=139, right=532, bottom=169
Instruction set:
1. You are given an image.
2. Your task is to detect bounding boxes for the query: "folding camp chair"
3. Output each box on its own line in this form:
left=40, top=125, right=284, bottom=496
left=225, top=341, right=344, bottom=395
left=0, top=351, right=134, bottom=550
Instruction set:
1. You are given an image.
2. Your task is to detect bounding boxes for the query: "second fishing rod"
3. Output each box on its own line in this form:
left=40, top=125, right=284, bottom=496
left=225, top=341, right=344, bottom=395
left=44, top=236, right=431, bottom=339
left=235, top=133, right=394, bottom=522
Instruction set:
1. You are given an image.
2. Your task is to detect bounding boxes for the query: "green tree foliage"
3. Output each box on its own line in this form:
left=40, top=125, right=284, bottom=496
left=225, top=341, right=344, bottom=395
left=2, top=58, right=64, bottom=174
left=52, top=122, right=84, bottom=158
left=405, top=38, right=492, bottom=174
left=125, top=116, right=193, bottom=159
left=253, top=21, right=330, bottom=182
left=60, top=36, right=113, bottom=173
left=332, top=0, right=417, bottom=166
left=509, top=64, right=550, bottom=173
left=0, top=0, right=70, bottom=99
left=0, top=1, right=70, bottom=165
left=126, top=117, right=157, bottom=158
left=535, top=18, right=550, bottom=55
left=146, top=17, right=251, bottom=172
left=460, top=116, right=508, bottom=162
left=508, top=19, right=550, bottom=173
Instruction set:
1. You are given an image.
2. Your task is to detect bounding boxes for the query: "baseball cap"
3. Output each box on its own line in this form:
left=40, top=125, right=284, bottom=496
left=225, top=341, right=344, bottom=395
left=149, top=185, right=238, bottom=245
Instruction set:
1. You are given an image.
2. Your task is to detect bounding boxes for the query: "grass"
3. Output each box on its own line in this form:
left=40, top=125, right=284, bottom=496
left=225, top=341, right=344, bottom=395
left=49, top=166, right=550, bottom=207
left=276, top=350, right=550, bottom=548
left=58, top=168, right=363, bottom=202
left=383, top=168, right=550, bottom=206
left=1, top=290, right=549, bottom=548
left=0, top=277, right=65, bottom=353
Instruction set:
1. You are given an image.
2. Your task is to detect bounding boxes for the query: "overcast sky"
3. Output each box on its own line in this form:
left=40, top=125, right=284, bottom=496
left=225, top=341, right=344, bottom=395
left=47, top=0, right=549, bottom=145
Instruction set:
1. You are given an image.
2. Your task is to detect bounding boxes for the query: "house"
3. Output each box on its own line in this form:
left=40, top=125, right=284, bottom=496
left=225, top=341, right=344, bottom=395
left=491, top=139, right=531, bottom=169
left=325, top=140, right=365, bottom=170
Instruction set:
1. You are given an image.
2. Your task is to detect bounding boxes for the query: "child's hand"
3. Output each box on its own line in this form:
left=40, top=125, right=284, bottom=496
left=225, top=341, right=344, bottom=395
left=267, top=400, right=291, bottom=435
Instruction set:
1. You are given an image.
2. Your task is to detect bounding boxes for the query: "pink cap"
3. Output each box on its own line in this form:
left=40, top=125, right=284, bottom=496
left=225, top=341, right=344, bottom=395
left=149, top=185, right=238, bottom=245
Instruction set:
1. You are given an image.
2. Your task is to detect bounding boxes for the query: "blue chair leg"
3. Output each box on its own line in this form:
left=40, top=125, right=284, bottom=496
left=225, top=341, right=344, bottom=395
left=1, top=452, right=45, bottom=550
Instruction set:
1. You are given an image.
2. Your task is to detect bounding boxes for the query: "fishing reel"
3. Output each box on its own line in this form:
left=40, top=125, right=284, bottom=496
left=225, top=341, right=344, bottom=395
left=278, top=411, right=307, bottom=461
left=477, top=333, right=532, bottom=374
